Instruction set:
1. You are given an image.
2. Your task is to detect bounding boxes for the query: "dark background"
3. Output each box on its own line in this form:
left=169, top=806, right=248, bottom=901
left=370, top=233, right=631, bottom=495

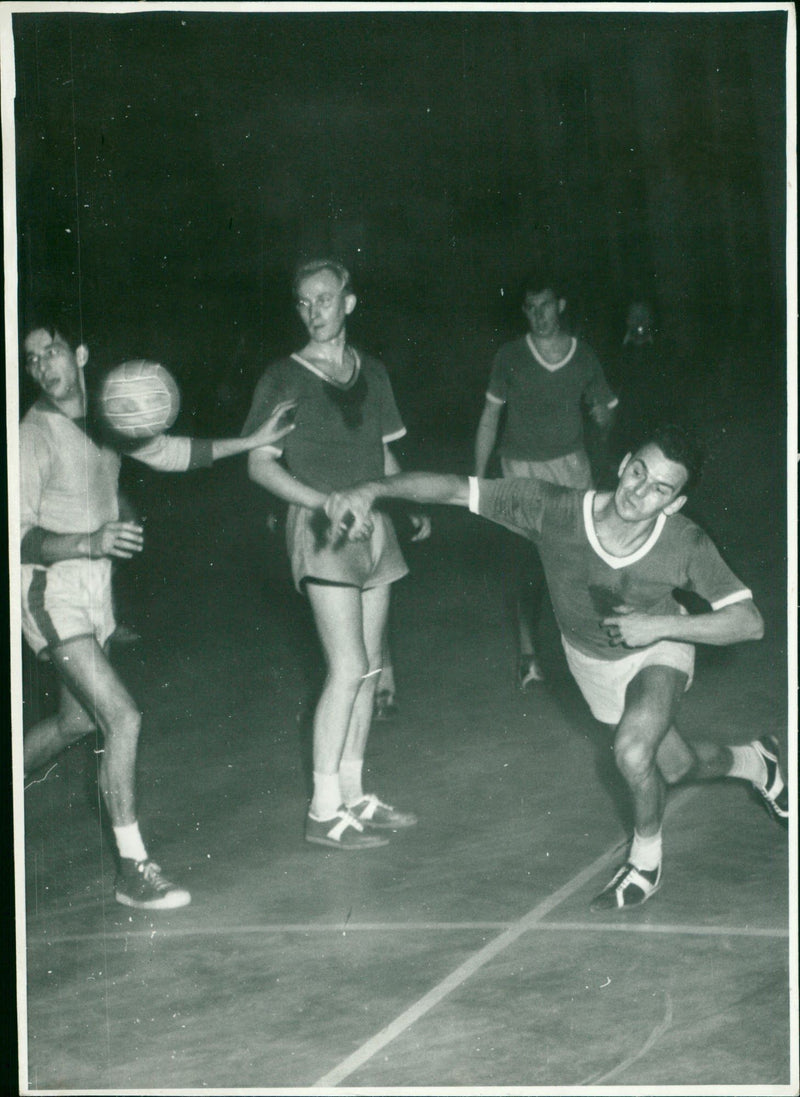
left=12, top=7, right=788, bottom=449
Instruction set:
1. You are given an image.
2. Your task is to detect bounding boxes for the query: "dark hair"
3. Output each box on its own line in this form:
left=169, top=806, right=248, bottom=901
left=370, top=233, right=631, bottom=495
left=520, top=270, right=563, bottom=304
left=292, top=258, right=353, bottom=299
left=635, top=423, right=705, bottom=494
left=21, top=315, right=82, bottom=353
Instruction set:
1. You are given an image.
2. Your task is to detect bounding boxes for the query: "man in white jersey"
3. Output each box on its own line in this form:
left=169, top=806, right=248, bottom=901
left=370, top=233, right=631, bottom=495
left=20, top=323, right=296, bottom=910
left=474, top=273, right=618, bottom=688
left=324, top=424, right=787, bottom=909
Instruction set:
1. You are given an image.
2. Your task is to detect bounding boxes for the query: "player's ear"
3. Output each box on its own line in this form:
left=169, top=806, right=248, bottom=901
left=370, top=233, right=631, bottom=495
left=76, top=344, right=89, bottom=369
left=618, top=452, right=632, bottom=479
left=344, top=292, right=357, bottom=316
left=664, top=493, right=687, bottom=516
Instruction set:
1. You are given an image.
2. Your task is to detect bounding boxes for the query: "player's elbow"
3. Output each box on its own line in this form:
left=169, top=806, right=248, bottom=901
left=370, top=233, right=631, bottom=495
left=747, top=602, right=765, bottom=641
left=739, top=600, right=764, bottom=641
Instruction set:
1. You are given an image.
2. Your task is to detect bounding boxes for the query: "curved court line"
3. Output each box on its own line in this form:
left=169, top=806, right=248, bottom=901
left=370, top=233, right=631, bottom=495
left=313, top=788, right=699, bottom=1088
left=578, top=991, right=674, bottom=1086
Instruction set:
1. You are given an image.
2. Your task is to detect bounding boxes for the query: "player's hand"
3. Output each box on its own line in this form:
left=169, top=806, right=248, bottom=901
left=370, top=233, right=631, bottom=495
left=408, top=513, right=431, bottom=542
left=325, top=487, right=376, bottom=542
left=91, top=521, right=144, bottom=560
left=248, top=400, right=298, bottom=449
left=601, top=605, right=660, bottom=648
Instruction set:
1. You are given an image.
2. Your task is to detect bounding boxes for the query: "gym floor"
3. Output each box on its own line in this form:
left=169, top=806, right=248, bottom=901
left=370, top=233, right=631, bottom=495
left=15, top=378, right=794, bottom=1092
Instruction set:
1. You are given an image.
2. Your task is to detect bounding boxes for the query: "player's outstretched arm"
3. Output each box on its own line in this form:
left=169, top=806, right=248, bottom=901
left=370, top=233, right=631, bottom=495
left=211, top=400, right=298, bottom=461
left=326, top=473, right=469, bottom=540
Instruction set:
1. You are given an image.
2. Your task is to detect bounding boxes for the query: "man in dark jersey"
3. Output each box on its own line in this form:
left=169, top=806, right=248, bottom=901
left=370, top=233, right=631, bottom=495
left=324, top=425, right=787, bottom=909
left=474, top=274, right=618, bottom=688
left=243, top=259, right=429, bottom=850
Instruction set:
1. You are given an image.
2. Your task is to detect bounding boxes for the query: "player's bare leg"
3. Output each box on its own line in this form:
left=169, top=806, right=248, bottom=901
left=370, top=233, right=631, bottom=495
left=26, top=636, right=190, bottom=909
left=43, top=637, right=141, bottom=825
left=591, top=665, right=685, bottom=910
left=516, top=544, right=546, bottom=689
left=24, top=674, right=97, bottom=778
left=304, top=582, right=389, bottom=848
left=342, top=583, right=417, bottom=830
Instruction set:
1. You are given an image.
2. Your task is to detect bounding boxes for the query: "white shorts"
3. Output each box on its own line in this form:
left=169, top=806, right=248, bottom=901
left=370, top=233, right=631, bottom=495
left=21, top=559, right=115, bottom=656
left=562, top=635, right=695, bottom=725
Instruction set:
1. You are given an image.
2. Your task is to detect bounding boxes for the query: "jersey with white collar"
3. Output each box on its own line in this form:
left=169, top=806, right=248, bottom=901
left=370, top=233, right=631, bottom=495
left=471, top=476, right=752, bottom=660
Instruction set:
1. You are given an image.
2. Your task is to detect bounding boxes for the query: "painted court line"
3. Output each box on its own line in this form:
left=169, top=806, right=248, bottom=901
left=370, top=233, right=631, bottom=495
left=28, top=918, right=788, bottom=946
left=313, top=788, right=700, bottom=1088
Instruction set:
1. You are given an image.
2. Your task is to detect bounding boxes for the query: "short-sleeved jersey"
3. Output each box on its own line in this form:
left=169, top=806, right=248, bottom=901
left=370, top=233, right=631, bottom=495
left=486, top=336, right=617, bottom=462
left=242, top=349, right=406, bottom=493
left=19, top=397, right=212, bottom=563
left=471, top=476, right=752, bottom=661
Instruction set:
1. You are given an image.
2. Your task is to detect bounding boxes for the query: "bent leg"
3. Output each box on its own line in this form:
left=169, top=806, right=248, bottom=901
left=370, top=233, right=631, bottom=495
left=24, top=673, right=98, bottom=776
left=614, top=665, right=688, bottom=836
left=43, top=637, right=141, bottom=826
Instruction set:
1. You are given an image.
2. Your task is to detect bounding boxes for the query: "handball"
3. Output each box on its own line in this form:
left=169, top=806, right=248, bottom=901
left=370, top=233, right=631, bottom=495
left=100, top=360, right=181, bottom=439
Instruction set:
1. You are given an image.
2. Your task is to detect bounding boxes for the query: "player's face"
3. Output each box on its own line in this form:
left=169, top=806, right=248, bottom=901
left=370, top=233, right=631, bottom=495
left=24, top=329, right=84, bottom=402
left=522, top=289, right=564, bottom=338
left=295, top=270, right=356, bottom=344
left=614, top=444, right=688, bottom=523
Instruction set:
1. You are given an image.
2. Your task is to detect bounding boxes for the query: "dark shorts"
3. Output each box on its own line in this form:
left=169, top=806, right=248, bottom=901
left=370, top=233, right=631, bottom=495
left=286, top=505, right=408, bottom=593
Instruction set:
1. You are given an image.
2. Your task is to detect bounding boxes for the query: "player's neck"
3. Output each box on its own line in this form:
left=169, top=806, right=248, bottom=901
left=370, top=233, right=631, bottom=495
left=529, top=330, right=572, bottom=361
left=592, top=492, right=658, bottom=554
left=46, top=382, right=87, bottom=420
left=300, top=337, right=355, bottom=380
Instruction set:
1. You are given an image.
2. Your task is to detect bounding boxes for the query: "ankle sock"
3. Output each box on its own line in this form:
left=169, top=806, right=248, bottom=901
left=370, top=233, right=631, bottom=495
left=630, top=830, right=662, bottom=873
left=113, top=822, right=148, bottom=863
left=728, top=744, right=767, bottom=785
left=310, top=772, right=342, bottom=820
left=339, top=759, right=364, bottom=805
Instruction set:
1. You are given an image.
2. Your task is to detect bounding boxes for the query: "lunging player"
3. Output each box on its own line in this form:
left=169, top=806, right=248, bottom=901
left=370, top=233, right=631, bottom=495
left=325, top=424, right=787, bottom=908
left=19, top=322, right=296, bottom=909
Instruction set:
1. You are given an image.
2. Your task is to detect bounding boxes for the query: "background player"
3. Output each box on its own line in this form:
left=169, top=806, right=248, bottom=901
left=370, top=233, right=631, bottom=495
left=474, top=273, right=618, bottom=688
left=20, top=321, right=296, bottom=910
left=243, top=258, right=429, bottom=851
left=325, top=424, right=786, bottom=909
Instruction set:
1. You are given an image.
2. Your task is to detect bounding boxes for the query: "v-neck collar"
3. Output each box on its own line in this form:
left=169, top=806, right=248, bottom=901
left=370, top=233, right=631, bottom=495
left=583, top=490, right=666, bottom=569
left=291, top=349, right=361, bottom=390
left=526, top=333, right=577, bottom=372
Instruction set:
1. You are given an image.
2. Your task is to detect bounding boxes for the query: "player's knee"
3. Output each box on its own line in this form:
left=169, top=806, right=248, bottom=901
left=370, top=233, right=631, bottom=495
left=105, top=702, right=142, bottom=744
left=330, top=654, right=370, bottom=690
left=57, top=712, right=96, bottom=745
left=614, top=734, right=657, bottom=784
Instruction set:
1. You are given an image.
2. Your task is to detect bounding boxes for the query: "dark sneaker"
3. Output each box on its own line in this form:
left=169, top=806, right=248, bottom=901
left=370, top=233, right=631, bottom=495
left=518, top=653, right=545, bottom=690
left=305, top=808, right=390, bottom=850
left=348, top=793, right=418, bottom=829
left=751, top=736, right=789, bottom=825
left=590, top=861, right=661, bottom=912
left=115, top=858, right=191, bottom=910
left=374, top=690, right=399, bottom=721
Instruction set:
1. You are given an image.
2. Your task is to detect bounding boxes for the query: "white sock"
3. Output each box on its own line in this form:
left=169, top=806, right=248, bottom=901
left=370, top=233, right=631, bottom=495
left=310, top=772, right=342, bottom=820
left=728, top=744, right=767, bottom=785
left=630, top=830, right=662, bottom=873
left=113, top=822, right=148, bottom=863
left=339, top=759, right=365, bottom=805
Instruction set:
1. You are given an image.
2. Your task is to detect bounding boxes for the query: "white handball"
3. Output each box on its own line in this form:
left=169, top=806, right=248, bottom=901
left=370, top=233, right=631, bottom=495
left=100, top=360, right=181, bottom=439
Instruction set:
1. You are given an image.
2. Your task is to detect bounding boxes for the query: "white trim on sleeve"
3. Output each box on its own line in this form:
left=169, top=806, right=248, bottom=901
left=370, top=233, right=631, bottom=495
left=382, top=427, right=407, bottom=444
left=468, top=476, right=480, bottom=514
left=485, top=391, right=505, bottom=405
left=710, top=588, right=753, bottom=610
